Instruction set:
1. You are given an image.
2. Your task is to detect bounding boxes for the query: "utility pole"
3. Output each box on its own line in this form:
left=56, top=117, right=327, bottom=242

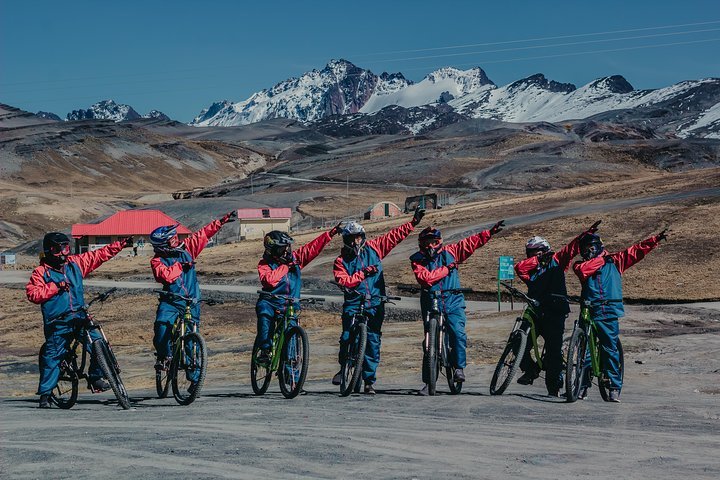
left=250, top=174, right=254, bottom=194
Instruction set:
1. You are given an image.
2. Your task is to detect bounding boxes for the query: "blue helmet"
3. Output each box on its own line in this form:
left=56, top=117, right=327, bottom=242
left=150, top=224, right=179, bottom=252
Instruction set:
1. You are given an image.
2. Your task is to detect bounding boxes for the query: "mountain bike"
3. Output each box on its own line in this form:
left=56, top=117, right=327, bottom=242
left=154, top=290, right=216, bottom=405
left=553, top=294, right=624, bottom=403
left=400, top=285, right=469, bottom=395
left=251, top=291, right=322, bottom=399
left=338, top=289, right=400, bottom=397
left=40, top=288, right=131, bottom=410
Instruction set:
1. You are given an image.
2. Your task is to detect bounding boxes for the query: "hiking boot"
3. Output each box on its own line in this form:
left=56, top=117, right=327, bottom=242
left=90, top=378, right=111, bottom=392
left=364, top=383, right=376, bottom=395
left=453, top=368, right=466, bottom=383
left=547, top=389, right=560, bottom=398
left=331, top=370, right=342, bottom=386
left=256, top=349, right=271, bottom=365
left=578, top=386, right=589, bottom=400
left=608, top=389, right=621, bottom=403
left=39, top=394, right=53, bottom=409
left=516, top=371, right=537, bottom=385
left=418, top=384, right=429, bottom=396
left=154, top=357, right=171, bottom=371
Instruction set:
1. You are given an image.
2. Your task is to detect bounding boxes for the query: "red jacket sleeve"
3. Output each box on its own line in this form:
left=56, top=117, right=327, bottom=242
left=366, top=221, right=415, bottom=259
left=444, top=230, right=492, bottom=264
left=26, top=266, right=60, bottom=304
left=293, top=231, right=332, bottom=269
left=151, top=256, right=183, bottom=285
left=257, top=259, right=290, bottom=289
left=553, top=233, right=583, bottom=271
left=611, top=235, right=661, bottom=274
left=70, top=240, right=125, bottom=278
left=184, top=220, right=223, bottom=260
left=411, top=260, right=451, bottom=288
left=333, top=256, right=368, bottom=288
left=514, top=256, right=539, bottom=284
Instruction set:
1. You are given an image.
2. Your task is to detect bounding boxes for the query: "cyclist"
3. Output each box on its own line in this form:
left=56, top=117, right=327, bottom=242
left=255, top=224, right=341, bottom=363
left=26, top=232, right=132, bottom=408
left=410, top=221, right=505, bottom=396
left=333, top=207, right=425, bottom=394
left=573, top=228, right=668, bottom=402
left=150, top=211, right=236, bottom=390
left=513, top=221, right=599, bottom=396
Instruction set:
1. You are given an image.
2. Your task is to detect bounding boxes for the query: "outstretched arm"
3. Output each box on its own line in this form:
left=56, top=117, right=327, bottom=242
left=612, top=234, right=662, bottom=274
left=366, top=221, right=415, bottom=259
left=294, top=230, right=333, bottom=269
left=184, top=220, right=223, bottom=260
left=444, top=230, right=492, bottom=264
left=72, top=240, right=126, bottom=278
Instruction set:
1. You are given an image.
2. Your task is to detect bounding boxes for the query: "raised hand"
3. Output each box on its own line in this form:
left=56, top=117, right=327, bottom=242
left=657, top=228, right=668, bottom=242
left=122, top=236, right=134, bottom=248
left=489, top=220, right=505, bottom=236
left=588, top=220, right=601, bottom=234
left=411, top=206, right=426, bottom=226
left=220, top=210, right=238, bottom=225
left=329, top=221, right=344, bottom=237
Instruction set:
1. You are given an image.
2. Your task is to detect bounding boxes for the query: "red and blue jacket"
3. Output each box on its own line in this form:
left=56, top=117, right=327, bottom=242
left=514, top=234, right=583, bottom=315
left=257, top=230, right=333, bottom=310
left=573, top=235, right=661, bottom=321
left=410, top=230, right=492, bottom=313
left=151, top=220, right=222, bottom=319
left=26, top=241, right=126, bottom=324
left=334, top=221, right=415, bottom=311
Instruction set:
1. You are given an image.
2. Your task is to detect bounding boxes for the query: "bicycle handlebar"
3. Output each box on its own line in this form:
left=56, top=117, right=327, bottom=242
left=155, top=289, right=222, bottom=306
left=550, top=293, right=622, bottom=307
left=398, top=285, right=474, bottom=296
left=256, top=290, right=326, bottom=304
left=500, top=282, right=539, bottom=308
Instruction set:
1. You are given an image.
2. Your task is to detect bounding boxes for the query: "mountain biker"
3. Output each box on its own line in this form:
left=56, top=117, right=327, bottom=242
left=572, top=228, right=668, bottom=402
left=26, top=232, right=132, bottom=408
left=150, top=211, right=236, bottom=390
left=255, top=224, right=341, bottom=363
left=513, top=221, right=599, bottom=396
left=410, top=221, right=505, bottom=396
left=332, top=207, right=425, bottom=394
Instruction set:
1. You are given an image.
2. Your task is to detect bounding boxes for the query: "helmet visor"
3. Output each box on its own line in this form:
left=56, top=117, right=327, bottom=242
left=49, top=243, right=70, bottom=256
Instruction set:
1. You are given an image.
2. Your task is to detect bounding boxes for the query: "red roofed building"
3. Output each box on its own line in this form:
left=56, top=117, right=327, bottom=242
left=72, top=210, right=191, bottom=254
left=236, top=208, right=292, bottom=240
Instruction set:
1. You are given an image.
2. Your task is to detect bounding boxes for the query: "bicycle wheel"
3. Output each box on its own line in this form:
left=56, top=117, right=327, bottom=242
left=340, top=322, right=367, bottom=397
left=41, top=345, right=79, bottom=409
left=155, top=359, right=171, bottom=399
left=444, top=325, right=463, bottom=394
left=489, top=330, right=527, bottom=395
left=92, top=339, right=131, bottom=410
left=250, top=342, right=273, bottom=395
left=565, top=327, right=588, bottom=403
left=170, top=332, right=207, bottom=406
left=423, top=316, right=439, bottom=396
left=598, top=338, right=624, bottom=401
left=278, top=326, right=309, bottom=399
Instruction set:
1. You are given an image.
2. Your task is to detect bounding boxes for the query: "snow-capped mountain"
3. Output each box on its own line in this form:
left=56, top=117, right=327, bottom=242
left=190, top=59, right=720, bottom=138
left=66, top=100, right=169, bottom=122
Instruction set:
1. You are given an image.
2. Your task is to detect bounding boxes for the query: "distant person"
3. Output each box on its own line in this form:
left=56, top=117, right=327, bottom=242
left=26, top=232, right=132, bottom=408
left=513, top=221, right=599, bottom=396
left=149, top=211, right=236, bottom=390
left=573, top=227, right=668, bottom=402
left=410, top=221, right=505, bottom=395
left=255, top=224, right=341, bottom=362
left=332, top=207, right=425, bottom=394
left=132, top=244, right=138, bottom=257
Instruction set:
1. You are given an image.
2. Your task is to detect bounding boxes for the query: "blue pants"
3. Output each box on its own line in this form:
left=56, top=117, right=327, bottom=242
left=582, top=317, right=622, bottom=390
left=38, top=316, right=103, bottom=395
left=520, top=312, right=566, bottom=392
left=442, top=308, right=467, bottom=369
left=154, top=303, right=201, bottom=382
left=339, top=305, right=385, bottom=385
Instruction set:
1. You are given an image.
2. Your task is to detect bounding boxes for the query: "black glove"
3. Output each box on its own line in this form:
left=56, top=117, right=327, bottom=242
left=411, top=206, right=426, bottom=226
left=220, top=210, right=237, bottom=225
left=587, top=220, right=601, bottom=234
left=329, top=221, right=343, bottom=237
left=489, top=220, right=505, bottom=236
left=362, top=265, right=378, bottom=277
left=121, top=236, right=134, bottom=248
left=447, top=262, right=457, bottom=271
left=657, top=229, right=668, bottom=242
left=54, top=281, right=69, bottom=292
left=181, top=261, right=195, bottom=272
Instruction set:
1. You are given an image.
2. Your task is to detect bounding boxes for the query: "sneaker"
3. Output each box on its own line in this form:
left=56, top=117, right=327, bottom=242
left=578, top=386, right=589, bottom=400
left=418, top=384, right=429, bottom=396
left=547, top=389, right=560, bottom=397
left=154, top=357, right=171, bottom=371
left=39, top=394, right=53, bottom=409
left=453, top=368, right=466, bottom=383
left=331, top=370, right=343, bottom=386
left=90, top=378, right=111, bottom=392
left=256, top=349, right=271, bottom=365
left=608, top=389, right=621, bottom=403
left=516, top=371, right=537, bottom=385
left=363, top=383, right=376, bottom=395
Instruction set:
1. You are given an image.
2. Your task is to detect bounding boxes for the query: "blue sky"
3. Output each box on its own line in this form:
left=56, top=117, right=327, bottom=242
left=2, top=0, right=719, bottom=122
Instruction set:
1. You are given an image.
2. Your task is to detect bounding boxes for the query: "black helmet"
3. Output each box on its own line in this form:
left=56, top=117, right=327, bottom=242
left=579, top=233, right=604, bottom=260
left=264, top=230, right=294, bottom=262
left=418, top=227, right=443, bottom=257
left=43, top=232, right=71, bottom=266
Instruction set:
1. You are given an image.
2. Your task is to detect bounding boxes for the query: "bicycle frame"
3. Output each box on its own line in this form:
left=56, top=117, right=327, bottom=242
left=501, top=282, right=544, bottom=370
left=577, top=306, right=602, bottom=378
left=269, top=304, right=294, bottom=373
